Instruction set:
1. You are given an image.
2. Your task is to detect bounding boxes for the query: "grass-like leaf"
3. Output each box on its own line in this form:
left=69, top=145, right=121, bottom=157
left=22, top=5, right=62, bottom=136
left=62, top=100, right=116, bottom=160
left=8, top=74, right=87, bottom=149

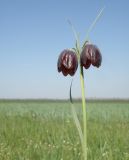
left=70, top=80, right=83, bottom=147
left=83, top=7, right=105, bottom=47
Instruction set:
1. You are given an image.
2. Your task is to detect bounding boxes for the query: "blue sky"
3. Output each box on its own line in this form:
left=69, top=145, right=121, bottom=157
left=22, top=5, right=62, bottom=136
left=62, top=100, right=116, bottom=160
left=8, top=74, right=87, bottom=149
left=0, top=0, right=129, bottom=99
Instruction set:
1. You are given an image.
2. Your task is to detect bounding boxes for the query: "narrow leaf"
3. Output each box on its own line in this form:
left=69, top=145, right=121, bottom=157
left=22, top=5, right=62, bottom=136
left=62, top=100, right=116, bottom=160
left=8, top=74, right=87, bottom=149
left=83, top=7, right=105, bottom=47
left=70, top=80, right=83, bottom=146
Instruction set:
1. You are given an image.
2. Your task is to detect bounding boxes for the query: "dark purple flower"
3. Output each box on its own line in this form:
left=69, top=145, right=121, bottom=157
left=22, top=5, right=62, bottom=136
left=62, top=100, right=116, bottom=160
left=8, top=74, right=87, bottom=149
left=57, top=49, right=78, bottom=76
left=80, top=44, right=102, bottom=69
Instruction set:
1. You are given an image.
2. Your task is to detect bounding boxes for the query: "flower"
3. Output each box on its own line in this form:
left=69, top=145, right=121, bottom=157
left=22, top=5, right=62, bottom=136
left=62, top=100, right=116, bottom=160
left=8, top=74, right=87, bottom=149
left=80, top=44, right=102, bottom=69
left=57, top=49, right=78, bottom=76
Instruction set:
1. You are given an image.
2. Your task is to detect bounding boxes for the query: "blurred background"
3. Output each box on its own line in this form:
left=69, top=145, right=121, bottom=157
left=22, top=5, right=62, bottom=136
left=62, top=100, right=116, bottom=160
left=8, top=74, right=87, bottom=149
left=0, top=0, right=129, bottom=99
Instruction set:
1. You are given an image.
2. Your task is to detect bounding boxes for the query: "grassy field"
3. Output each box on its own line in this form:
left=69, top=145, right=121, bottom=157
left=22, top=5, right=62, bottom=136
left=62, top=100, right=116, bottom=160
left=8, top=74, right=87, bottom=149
left=0, top=100, right=129, bottom=160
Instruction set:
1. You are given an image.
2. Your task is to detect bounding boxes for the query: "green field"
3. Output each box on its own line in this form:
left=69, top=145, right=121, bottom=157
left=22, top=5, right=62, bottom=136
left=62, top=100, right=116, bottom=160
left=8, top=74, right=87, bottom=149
left=0, top=100, right=129, bottom=160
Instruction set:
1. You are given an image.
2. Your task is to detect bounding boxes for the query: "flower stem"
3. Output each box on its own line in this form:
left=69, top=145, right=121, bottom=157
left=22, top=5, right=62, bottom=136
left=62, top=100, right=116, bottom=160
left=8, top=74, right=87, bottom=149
left=80, top=64, right=87, bottom=160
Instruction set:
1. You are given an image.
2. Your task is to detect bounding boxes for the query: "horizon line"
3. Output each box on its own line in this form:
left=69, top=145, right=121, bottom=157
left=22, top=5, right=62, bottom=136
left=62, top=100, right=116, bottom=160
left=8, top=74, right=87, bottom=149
left=0, top=98, right=129, bottom=102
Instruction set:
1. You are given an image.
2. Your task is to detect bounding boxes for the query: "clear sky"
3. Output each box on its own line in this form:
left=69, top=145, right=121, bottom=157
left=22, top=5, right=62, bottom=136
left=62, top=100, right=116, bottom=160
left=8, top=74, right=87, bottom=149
left=0, top=0, right=129, bottom=99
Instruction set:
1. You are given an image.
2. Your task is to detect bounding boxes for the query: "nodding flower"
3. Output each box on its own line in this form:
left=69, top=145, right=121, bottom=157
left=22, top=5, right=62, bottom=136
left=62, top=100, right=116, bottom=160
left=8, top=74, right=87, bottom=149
left=80, top=43, right=102, bottom=69
left=57, top=49, right=78, bottom=76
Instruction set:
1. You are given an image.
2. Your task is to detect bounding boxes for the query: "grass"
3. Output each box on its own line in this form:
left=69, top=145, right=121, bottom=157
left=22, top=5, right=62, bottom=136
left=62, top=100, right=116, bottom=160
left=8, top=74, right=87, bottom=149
left=0, top=100, right=129, bottom=160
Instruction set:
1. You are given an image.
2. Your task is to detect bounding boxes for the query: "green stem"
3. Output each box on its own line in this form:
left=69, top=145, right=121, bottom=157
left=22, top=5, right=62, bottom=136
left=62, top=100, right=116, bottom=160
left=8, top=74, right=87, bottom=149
left=80, top=64, right=87, bottom=160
